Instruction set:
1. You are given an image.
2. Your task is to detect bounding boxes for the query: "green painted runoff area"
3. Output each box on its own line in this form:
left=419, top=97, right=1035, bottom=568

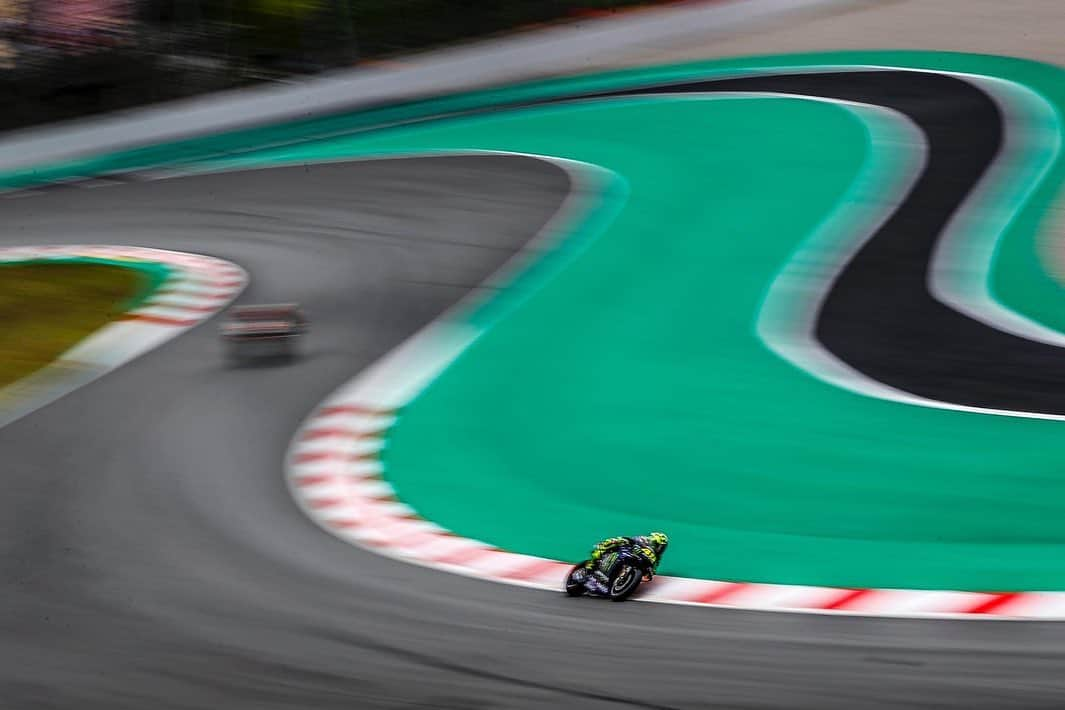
left=4, top=52, right=1065, bottom=591
left=360, top=97, right=1065, bottom=592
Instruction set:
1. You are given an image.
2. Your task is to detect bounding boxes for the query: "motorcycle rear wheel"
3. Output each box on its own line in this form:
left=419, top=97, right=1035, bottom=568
left=564, top=563, right=589, bottom=597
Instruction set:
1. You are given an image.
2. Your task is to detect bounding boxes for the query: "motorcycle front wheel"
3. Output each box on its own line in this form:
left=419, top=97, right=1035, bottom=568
left=608, top=564, right=642, bottom=601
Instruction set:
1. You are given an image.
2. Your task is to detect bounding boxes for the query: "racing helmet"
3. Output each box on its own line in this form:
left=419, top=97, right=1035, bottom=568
left=647, top=531, right=669, bottom=550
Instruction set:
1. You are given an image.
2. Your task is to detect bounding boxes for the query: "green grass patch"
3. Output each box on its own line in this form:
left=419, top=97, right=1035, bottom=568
left=0, top=261, right=153, bottom=389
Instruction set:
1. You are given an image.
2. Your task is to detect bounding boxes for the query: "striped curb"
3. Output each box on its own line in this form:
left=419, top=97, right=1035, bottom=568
left=0, top=245, right=246, bottom=427
left=286, top=361, right=1065, bottom=621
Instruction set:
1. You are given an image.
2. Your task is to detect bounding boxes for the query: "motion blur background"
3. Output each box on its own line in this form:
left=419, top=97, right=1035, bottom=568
left=7, top=2, right=1065, bottom=708
left=0, top=0, right=684, bottom=131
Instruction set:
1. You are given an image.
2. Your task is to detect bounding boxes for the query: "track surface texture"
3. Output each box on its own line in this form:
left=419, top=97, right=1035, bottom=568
left=4, top=157, right=1065, bottom=710
left=3, top=3, right=1065, bottom=709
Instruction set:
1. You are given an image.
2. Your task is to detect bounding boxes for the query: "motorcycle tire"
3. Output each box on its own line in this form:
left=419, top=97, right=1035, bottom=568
left=564, top=563, right=589, bottom=597
left=608, top=564, right=642, bottom=602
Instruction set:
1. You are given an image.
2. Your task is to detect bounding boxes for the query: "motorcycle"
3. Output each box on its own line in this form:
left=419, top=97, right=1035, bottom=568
left=563, top=545, right=656, bottom=602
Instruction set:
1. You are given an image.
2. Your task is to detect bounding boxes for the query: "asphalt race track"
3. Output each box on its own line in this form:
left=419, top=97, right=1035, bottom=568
left=4, top=157, right=1065, bottom=710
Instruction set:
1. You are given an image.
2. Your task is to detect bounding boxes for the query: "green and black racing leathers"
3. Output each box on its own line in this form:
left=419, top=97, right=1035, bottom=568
left=582, top=533, right=669, bottom=593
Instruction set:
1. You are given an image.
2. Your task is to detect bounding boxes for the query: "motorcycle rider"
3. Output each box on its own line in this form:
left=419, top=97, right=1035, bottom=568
left=581, top=531, right=669, bottom=595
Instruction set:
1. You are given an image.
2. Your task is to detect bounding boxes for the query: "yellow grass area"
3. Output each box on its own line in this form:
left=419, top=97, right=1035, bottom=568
left=0, top=262, right=146, bottom=388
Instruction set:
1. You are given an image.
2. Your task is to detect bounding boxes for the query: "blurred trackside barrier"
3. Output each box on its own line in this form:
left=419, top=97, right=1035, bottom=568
left=0, top=0, right=859, bottom=170
left=338, top=0, right=695, bottom=56
left=140, top=1, right=702, bottom=69
left=0, top=0, right=697, bottom=132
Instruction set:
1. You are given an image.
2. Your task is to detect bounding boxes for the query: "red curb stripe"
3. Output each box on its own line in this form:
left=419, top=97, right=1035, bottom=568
left=821, top=588, right=872, bottom=610
left=155, top=288, right=233, bottom=301
left=318, top=404, right=388, bottom=417
left=293, top=451, right=335, bottom=464
left=431, top=545, right=495, bottom=567
left=294, top=451, right=381, bottom=468
left=389, top=528, right=444, bottom=548
left=501, top=559, right=558, bottom=581
left=357, top=536, right=384, bottom=547
left=689, top=582, right=747, bottom=605
left=301, top=427, right=357, bottom=440
left=307, top=497, right=344, bottom=509
left=148, top=301, right=227, bottom=313
left=965, top=593, right=1022, bottom=615
left=301, top=427, right=387, bottom=441
left=293, top=450, right=378, bottom=464
left=120, top=313, right=200, bottom=326
left=294, top=474, right=333, bottom=487
left=167, top=280, right=242, bottom=292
